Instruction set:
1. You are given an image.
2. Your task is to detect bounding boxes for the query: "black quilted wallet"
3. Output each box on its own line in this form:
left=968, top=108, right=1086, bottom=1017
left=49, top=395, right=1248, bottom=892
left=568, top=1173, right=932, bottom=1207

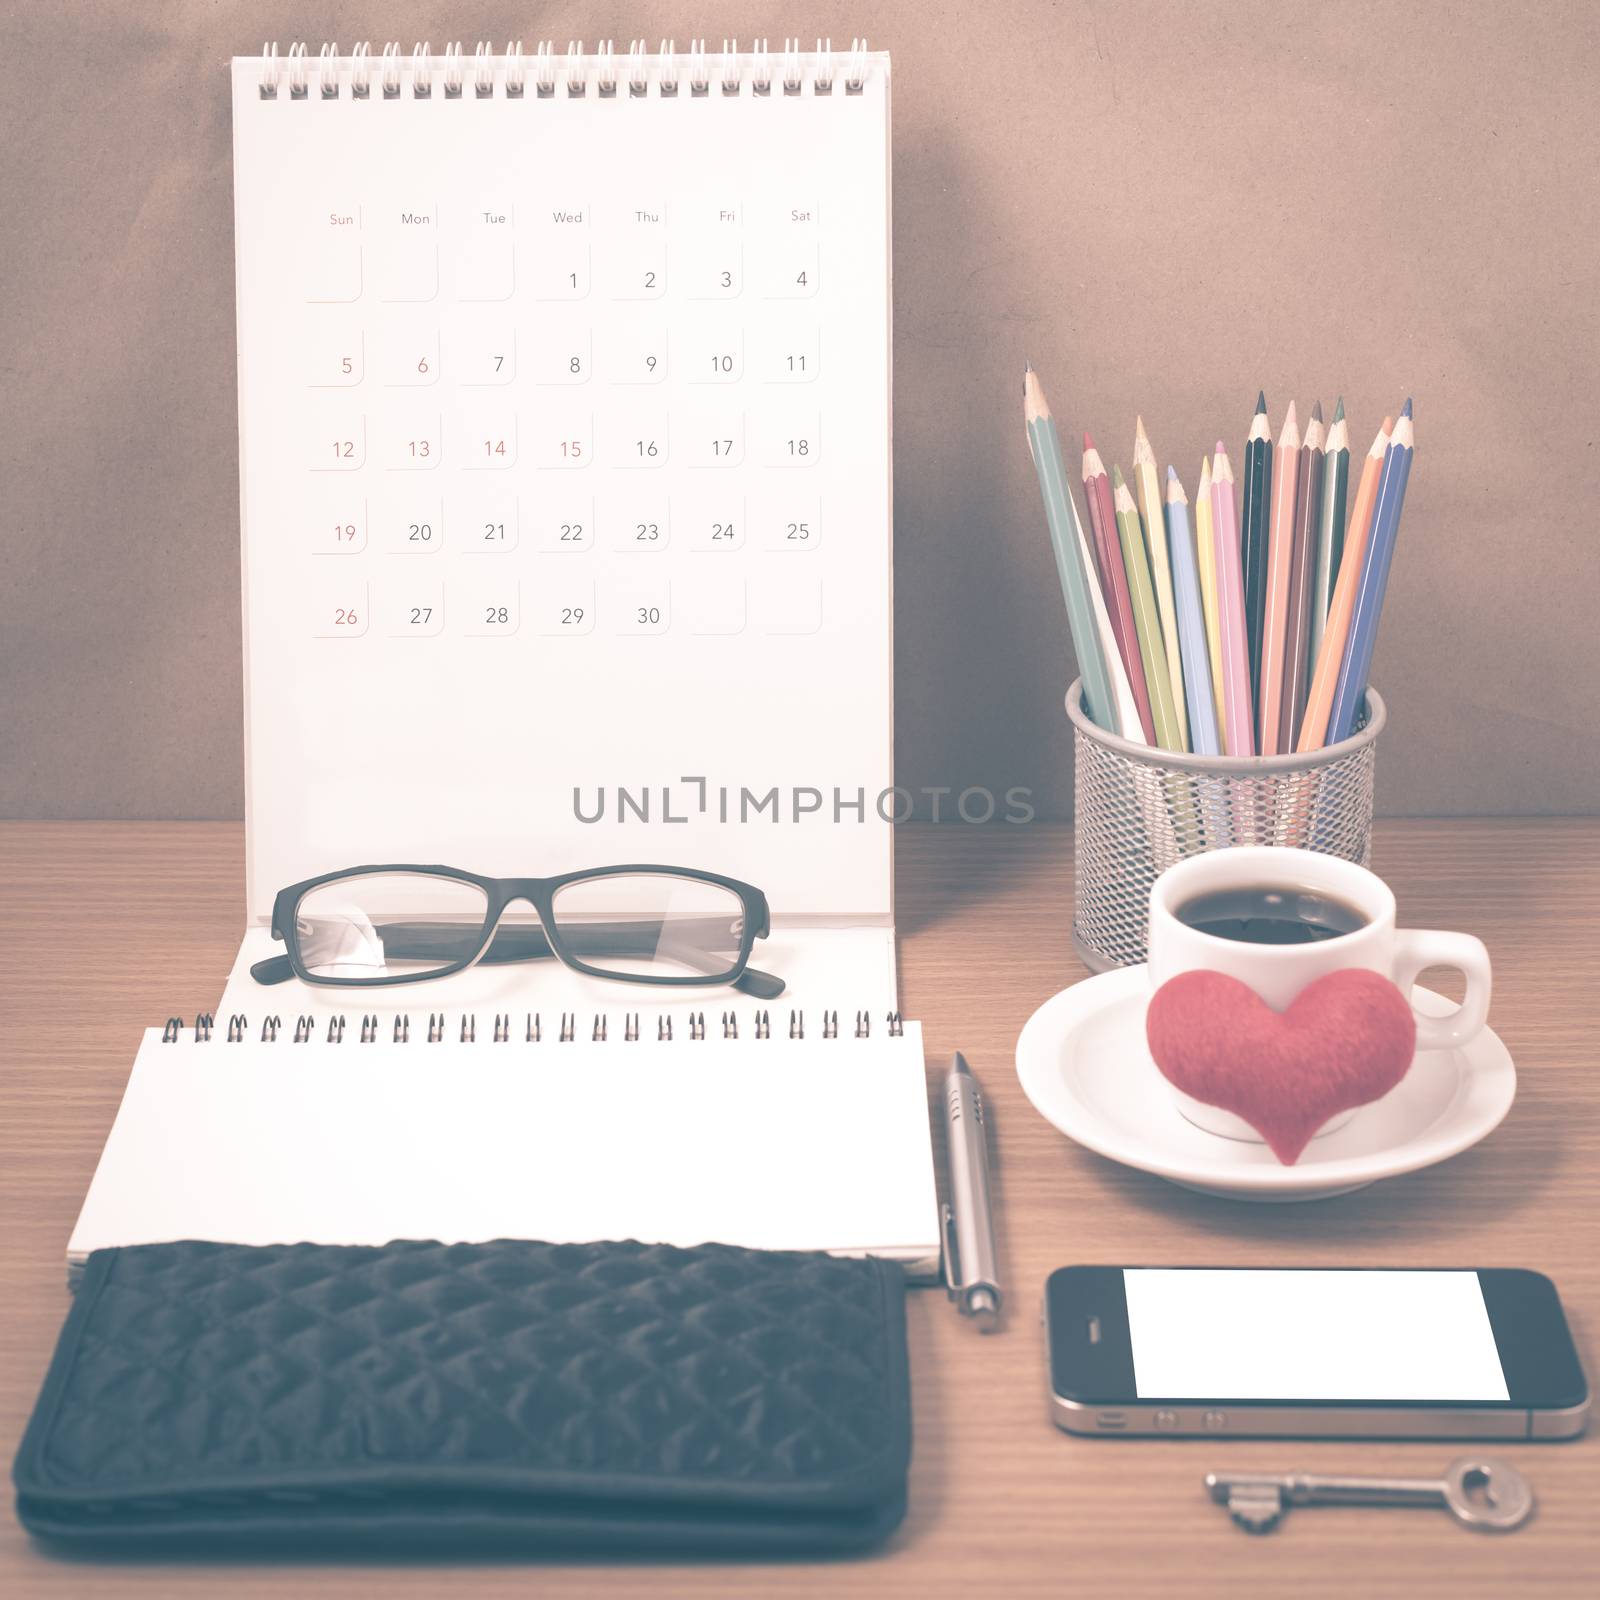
left=14, top=1238, right=911, bottom=1554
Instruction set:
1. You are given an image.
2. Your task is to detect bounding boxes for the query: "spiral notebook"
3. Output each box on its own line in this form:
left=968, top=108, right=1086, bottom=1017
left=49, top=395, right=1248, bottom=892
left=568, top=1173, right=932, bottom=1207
left=67, top=1010, right=941, bottom=1284
left=69, top=43, right=937, bottom=1277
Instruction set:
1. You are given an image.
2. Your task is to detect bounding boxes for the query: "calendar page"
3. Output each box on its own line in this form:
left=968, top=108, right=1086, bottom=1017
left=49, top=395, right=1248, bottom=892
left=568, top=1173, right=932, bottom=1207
left=231, top=45, right=892, bottom=921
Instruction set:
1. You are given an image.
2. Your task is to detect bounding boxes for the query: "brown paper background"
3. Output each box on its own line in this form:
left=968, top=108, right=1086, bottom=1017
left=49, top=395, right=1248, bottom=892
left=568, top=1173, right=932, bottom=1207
left=3, top=1, right=1597, bottom=820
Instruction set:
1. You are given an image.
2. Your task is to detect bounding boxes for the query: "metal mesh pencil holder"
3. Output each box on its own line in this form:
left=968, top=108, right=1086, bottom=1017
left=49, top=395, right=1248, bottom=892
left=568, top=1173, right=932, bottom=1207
left=1067, top=679, right=1385, bottom=971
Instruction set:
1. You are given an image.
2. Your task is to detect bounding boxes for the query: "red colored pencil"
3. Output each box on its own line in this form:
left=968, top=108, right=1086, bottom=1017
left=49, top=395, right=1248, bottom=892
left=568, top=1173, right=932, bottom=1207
left=1083, top=434, right=1156, bottom=744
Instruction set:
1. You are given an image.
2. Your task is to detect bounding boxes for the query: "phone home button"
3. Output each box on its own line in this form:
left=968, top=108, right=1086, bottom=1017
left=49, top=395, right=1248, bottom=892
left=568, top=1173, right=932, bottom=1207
left=1203, top=1409, right=1227, bottom=1431
left=1154, top=1409, right=1180, bottom=1430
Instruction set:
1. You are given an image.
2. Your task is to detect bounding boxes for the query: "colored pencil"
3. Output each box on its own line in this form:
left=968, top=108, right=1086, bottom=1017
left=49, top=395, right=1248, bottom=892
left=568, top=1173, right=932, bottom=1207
left=1210, top=443, right=1255, bottom=756
left=1240, top=392, right=1272, bottom=712
left=1164, top=467, right=1219, bottom=757
left=1298, top=415, right=1392, bottom=751
left=1083, top=436, right=1156, bottom=744
left=1278, top=401, right=1326, bottom=751
left=1133, top=417, right=1188, bottom=750
left=1072, top=488, right=1146, bottom=742
left=1023, top=366, right=1116, bottom=732
left=1256, top=400, right=1301, bottom=754
left=1194, top=455, right=1226, bottom=735
left=1113, top=466, right=1184, bottom=751
left=1310, top=397, right=1350, bottom=668
left=1326, top=401, right=1415, bottom=745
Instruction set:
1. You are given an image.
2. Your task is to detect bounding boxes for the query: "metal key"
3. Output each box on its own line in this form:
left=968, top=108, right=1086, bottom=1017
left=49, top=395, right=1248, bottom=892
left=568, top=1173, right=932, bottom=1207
left=1204, top=1457, right=1534, bottom=1534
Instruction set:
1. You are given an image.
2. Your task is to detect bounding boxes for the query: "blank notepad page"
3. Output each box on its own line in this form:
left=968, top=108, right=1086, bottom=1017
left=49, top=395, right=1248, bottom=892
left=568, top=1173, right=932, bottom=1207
left=67, top=1023, right=940, bottom=1273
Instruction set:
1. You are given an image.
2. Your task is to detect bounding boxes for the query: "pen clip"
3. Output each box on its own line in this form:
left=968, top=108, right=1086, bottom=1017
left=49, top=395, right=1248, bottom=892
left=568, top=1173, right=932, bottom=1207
left=941, top=1202, right=965, bottom=1301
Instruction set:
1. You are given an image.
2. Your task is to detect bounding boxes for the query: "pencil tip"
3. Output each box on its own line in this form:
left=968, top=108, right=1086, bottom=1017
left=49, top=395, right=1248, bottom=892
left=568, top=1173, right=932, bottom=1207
left=1135, top=414, right=1148, bottom=437
left=1111, top=463, right=1127, bottom=487
left=1083, top=431, right=1094, bottom=451
left=1333, top=397, right=1345, bottom=422
left=1401, top=397, right=1413, bottom=418
left=1283, top=399, right=1298, bottom=432
left=1311, top=400, right=1323, bottom=423
left=1216, top=439, right=1227, bottom=456
left=1255, top=390, right=1267, bottom=413
left=1166, top=464, right=1178, bottom=480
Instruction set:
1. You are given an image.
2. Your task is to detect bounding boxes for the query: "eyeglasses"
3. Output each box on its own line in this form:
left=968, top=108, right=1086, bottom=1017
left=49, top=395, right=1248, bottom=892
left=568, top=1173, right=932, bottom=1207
left=249, top=864, right=785, bottom=998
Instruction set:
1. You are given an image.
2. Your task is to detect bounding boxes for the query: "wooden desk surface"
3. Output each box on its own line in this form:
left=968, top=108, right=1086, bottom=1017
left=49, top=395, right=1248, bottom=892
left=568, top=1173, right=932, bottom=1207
left=1, top=820, right=1595, bottom=1597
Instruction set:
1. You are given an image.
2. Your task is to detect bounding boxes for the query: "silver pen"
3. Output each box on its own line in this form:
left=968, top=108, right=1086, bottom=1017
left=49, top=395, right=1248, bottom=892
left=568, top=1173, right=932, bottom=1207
left=942, top=1051, right=1002, bottom=1330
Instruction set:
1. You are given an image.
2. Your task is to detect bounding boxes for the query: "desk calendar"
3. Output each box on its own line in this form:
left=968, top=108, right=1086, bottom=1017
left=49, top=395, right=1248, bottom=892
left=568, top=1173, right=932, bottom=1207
left=231, top=43, right=893, bottom=923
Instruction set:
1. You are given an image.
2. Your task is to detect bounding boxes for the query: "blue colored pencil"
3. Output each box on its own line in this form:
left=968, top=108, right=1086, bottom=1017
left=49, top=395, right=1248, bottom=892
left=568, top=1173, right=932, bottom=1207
left=1326, top=401, right=1415, bottom=744
left=1164, top=467, right=1220, bottom=756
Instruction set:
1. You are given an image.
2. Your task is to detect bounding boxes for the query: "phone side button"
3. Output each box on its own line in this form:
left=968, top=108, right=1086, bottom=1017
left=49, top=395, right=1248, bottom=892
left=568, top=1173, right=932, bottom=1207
left=1095, top=1411, right=1128, bottom=1430
left=1203, top=1409, right=1228, bottom=1431
left=1154, top=1409, right=1181, bottom=1430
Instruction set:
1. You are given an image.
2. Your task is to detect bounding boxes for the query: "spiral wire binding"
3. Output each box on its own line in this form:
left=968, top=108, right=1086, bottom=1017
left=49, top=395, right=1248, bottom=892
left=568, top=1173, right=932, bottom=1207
left=627, top=41, right=650, bottom=97
left=256, top=39, right=874, bottom=102
left=442, top=41, right=464, bottom=98
left=161, top=1005, right=908, bottom=1043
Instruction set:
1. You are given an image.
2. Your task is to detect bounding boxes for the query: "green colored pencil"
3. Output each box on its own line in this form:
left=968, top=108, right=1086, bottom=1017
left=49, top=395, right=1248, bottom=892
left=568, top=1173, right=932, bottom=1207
left=1023, top=366, right=1115, bottom=731
left=1113, top=465, right=1184, bottom=751
left=1310, top=397, right=1351, bottom=666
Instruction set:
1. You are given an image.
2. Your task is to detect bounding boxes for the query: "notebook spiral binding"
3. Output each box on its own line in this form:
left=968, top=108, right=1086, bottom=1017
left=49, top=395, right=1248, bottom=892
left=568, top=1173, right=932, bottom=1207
left=160, top=1008, right=905, bottom=1043
left=258, top=38, right=872, bottom=102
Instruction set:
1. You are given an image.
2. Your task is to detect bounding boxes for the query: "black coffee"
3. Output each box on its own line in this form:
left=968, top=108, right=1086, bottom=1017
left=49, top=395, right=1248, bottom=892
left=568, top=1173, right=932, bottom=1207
left=1174, top=885, right=1368, bottom=945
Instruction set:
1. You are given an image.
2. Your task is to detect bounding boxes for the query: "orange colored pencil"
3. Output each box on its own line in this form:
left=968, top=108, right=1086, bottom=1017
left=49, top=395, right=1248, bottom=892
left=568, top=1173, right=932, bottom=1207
left=1297, top=416, right=1393, bottom=751
left=1256, top=401, right=1301, bottom=754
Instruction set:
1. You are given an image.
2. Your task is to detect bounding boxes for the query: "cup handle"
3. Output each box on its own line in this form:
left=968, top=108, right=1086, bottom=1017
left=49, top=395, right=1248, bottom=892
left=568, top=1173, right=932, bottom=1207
left=1392, top=930, right=1492, bottom=1052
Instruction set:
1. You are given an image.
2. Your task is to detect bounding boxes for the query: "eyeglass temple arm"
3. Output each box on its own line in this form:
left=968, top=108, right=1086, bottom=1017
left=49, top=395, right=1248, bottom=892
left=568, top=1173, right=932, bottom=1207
left=250, top=916, right=785, bottom=997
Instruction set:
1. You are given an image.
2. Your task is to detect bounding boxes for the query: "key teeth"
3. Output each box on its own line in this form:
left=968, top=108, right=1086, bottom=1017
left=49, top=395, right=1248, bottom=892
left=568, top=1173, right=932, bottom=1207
left=1227, top=1491, right=1285, bottom=1533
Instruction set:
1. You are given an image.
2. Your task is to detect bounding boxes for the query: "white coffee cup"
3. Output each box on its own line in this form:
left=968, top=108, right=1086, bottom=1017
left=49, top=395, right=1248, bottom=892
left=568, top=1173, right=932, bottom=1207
left=1147, top=847, right=1492, bottom=1143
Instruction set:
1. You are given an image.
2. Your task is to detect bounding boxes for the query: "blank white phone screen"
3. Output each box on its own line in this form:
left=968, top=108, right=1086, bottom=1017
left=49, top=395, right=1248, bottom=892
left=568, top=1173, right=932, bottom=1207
left=1123, top=1270, right=1510, bottom=1402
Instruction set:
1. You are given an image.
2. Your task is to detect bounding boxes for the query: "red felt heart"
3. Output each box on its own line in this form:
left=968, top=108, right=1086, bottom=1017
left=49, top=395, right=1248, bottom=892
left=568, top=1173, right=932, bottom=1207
left=1145, top=968, right=1417, bottom=1165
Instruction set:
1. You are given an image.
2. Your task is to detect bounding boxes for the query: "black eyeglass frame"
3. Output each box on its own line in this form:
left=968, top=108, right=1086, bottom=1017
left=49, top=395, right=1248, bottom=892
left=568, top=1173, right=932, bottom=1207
left=251, top=863, right=781, bottom=997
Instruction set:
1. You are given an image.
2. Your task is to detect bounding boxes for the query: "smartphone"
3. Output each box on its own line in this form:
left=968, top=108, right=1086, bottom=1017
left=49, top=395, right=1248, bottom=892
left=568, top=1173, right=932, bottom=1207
left=1046, top=1266, right=1588, bottom=1440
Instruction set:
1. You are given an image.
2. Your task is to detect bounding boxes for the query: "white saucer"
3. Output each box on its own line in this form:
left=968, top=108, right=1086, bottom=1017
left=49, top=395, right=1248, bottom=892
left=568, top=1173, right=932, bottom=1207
left=1015, top=966, right=1516, bottom=1202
